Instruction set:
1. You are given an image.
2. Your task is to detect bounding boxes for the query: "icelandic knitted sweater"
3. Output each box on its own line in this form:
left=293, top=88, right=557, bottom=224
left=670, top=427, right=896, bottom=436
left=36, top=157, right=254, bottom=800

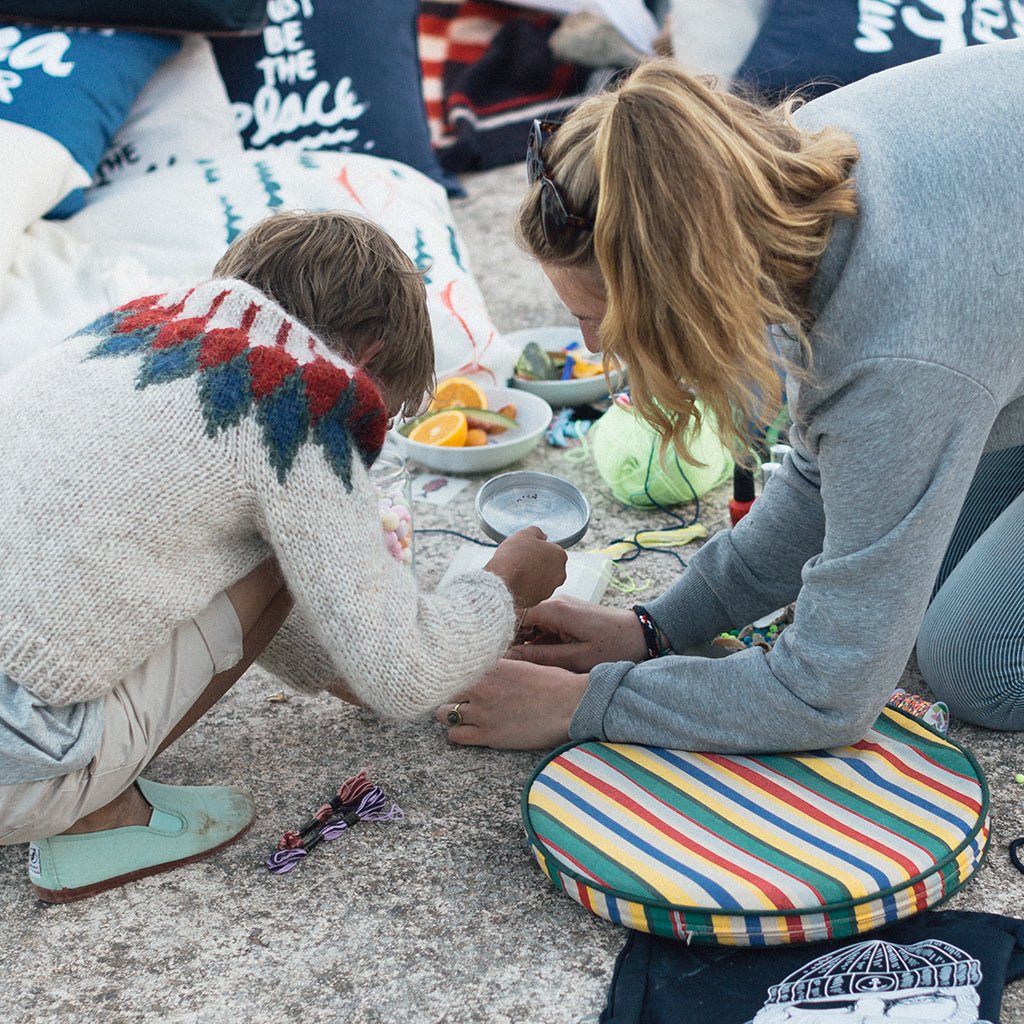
left=0, top=279, right=515, bottom=717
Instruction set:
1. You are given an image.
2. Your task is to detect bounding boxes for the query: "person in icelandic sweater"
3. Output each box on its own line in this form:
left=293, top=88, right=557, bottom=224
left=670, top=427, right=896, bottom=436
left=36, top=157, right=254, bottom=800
left=0, top=209, right=567, bottom=903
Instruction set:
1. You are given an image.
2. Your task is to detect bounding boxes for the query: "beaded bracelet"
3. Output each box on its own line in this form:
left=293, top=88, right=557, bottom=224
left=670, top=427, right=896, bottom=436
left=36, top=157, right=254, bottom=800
left=632, top=605, right=670, bottom=660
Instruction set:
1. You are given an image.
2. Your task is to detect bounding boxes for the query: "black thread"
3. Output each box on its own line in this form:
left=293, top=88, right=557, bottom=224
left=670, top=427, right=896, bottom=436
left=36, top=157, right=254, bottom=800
left=1010, top=837, right=1024, bottom=875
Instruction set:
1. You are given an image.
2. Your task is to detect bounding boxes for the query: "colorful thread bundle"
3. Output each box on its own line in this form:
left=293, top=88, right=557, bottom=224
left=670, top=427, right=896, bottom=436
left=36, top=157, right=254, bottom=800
left=266, top=769, right=404, bottom=875
left=597, top=524, right=707, bottom=563
left=888, top=688, right=950, bottom=734
left=712, top=605, right=795, bottom=652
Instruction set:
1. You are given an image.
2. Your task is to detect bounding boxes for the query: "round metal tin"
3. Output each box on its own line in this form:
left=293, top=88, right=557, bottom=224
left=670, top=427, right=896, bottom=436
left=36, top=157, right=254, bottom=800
left=475, top=471, right=591, bottom=548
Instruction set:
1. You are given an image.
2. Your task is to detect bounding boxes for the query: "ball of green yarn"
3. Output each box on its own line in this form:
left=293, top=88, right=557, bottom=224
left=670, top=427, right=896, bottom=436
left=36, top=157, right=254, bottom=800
left=589, top=400, right=733, bottom=508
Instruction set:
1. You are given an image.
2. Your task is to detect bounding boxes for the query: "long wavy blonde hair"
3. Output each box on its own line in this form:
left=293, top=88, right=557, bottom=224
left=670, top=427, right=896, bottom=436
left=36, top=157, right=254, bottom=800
left=515, top=59, right=860, bottom=462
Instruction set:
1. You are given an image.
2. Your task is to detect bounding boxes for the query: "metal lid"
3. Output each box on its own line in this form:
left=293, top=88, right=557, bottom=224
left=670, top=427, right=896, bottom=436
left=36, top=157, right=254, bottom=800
left=475, top=471, right=591, bottom=548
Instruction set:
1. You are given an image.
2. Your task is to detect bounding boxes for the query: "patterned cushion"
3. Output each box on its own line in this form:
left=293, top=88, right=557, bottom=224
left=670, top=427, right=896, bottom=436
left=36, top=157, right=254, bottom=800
left=417, top=1, right=591, bottom=175
left=523, top=706, right=989, bottom=946
left=0, top=1, right=267, bottom=33
left=211, top=0, right=460, bottom=194
left=0, top=24, right=179, bottom=218
left=0, top=148, right=516, bottom=383
left=736, top=0, right=1024, bottom=101
left=94, top=34, right=243, bottom=191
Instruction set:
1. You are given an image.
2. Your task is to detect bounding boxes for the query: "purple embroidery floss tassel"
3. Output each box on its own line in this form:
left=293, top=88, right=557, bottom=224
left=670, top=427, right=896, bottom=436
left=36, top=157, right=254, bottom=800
left=266, top=847, right=306, bottom=874
left=319, top=810, right=362, bottom=842
left=356, top=787, right=405, bottom=824
left=266, top=828, right=329, bottom=874
left=320, top=786, right=405, bottom=840
left=284, top=768, right=373, bottom=844
left=266, top=772, right=403, bottom=874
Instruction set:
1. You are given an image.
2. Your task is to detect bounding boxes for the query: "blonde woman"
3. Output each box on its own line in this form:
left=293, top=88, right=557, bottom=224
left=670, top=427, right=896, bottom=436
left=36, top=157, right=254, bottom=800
left=436, top=40, right=1024, bottom=753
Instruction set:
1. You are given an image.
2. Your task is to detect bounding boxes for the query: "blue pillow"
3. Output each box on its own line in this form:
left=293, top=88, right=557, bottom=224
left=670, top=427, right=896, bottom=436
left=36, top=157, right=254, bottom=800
left=736, top=0, right=1023, bottom=99
left=0, top=24, right=179, bottom=218
left=211, top=0, right=462, bottom=196
left=0, top=2, right=267, bottom=34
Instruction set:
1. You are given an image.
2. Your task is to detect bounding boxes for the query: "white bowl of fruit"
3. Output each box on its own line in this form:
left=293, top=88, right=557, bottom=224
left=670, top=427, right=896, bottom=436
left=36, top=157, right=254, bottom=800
left=506, top=326, right=627, bottom=407
left=390, top=377, right=553, bottom=475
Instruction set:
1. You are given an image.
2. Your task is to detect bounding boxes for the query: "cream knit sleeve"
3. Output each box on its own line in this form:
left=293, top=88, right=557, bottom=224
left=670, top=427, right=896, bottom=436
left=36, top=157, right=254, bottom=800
left=248, top=442, right=515, bottom=720
left=256, top=607, right=344, bottom=697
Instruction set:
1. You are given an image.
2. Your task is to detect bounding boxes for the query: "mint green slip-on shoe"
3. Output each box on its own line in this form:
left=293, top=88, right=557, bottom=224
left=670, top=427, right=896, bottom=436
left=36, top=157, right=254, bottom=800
left=28, top=777, right=256, bottom=904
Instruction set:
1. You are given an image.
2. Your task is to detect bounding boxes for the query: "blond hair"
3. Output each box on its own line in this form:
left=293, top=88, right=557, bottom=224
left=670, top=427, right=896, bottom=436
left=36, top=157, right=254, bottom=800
left=516, top=59, right=860, bottom=462
left=214, top=210, right=435, bottom=417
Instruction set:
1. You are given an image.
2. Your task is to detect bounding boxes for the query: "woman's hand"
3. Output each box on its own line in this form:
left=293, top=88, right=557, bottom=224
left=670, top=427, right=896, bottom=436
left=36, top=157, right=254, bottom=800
left=435, top=659, right=589, bottom=750
left=506, top=596, right=648, bottom=672
left=483, top=526, right=568, bottom=610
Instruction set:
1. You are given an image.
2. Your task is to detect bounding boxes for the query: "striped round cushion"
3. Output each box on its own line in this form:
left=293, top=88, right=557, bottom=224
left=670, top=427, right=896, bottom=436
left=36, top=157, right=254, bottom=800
left=522, top=707, right=989, bottom=946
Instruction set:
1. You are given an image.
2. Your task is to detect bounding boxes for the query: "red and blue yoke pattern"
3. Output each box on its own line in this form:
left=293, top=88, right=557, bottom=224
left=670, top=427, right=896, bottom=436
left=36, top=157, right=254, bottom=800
left=80, top=285, right=387, bottom=489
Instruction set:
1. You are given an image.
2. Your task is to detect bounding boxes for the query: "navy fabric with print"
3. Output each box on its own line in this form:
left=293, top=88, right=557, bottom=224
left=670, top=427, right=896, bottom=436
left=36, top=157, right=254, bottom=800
left=434, top=16, right=591, bottom=175
left=211, top=0, right=461, bottom=194
left=0, top=1, right=267, bottom=33
left=0, top=24, right=179, bottom=217
left=601, top=910, right=1024, bottom=1024
left=736, top=0, right=1024, bottom=100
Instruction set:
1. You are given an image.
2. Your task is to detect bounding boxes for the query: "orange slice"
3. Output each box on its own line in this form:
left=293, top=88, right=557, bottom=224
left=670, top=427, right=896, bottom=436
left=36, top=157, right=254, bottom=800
left=408, top=409, right=469, bottom=447
left=572, top=360, right=605, bottom=378
left=428, top=376, right=488, bottom=412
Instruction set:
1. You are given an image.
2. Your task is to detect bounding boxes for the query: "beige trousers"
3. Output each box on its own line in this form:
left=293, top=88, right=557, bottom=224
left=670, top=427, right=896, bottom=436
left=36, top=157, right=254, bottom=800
left=0, top=591, right=243, bottom=845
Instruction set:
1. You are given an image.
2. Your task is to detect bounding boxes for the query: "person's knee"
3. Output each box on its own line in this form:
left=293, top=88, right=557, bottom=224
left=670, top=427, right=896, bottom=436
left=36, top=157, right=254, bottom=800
left=917, top=602, right=1024, bottom=731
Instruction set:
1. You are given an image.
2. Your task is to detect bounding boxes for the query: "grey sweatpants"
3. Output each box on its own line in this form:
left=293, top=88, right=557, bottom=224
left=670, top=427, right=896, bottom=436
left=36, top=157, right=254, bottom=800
left=918, top=445, right=1024, bottom=730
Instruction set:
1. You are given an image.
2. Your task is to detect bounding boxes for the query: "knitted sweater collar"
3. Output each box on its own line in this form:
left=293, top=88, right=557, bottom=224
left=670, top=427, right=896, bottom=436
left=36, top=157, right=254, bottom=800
left=79, top=278, right=388, bottom=487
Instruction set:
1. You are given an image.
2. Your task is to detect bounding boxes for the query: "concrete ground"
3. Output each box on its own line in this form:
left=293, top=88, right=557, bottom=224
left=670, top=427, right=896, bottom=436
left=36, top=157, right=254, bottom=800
left=2, top=165, right=1021, bottom=1023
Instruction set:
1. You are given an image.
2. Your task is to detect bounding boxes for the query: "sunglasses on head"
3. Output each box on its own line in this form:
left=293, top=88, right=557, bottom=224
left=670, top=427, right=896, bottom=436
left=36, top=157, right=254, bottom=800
left=527, top=119, right=595, bottom=246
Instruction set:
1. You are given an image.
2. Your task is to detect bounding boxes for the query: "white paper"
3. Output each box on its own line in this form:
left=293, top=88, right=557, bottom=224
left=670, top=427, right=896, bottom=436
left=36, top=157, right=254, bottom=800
left=409, top=472, right=471, bottom=506
left=439, top=542, right=612, bottom=604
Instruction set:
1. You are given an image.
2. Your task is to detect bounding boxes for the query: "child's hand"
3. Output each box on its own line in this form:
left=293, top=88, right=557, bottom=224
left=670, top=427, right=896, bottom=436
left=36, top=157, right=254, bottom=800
left=484, top=526, right=567, bottom=610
